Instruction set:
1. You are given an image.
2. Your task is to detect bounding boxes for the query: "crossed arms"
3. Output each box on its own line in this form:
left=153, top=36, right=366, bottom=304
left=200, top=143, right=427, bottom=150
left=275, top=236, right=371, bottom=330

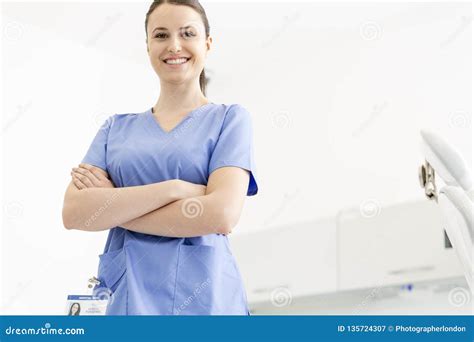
left=62, top=163, right=250, bottom=237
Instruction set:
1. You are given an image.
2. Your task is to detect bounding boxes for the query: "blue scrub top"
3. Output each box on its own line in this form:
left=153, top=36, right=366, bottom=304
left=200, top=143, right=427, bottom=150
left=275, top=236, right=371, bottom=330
left=81, top=103, right=258, bottom=315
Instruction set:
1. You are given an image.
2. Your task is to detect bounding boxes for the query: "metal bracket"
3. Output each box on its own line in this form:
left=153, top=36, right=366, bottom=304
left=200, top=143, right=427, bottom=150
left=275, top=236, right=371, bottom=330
left=419, top=160, right=438, bottom=202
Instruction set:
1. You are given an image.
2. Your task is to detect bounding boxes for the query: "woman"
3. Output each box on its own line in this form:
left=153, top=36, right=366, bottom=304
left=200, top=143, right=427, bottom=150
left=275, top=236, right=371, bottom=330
left=68, top=303, right=81, bottom=316
left=62, top=0, right=258, bottom=315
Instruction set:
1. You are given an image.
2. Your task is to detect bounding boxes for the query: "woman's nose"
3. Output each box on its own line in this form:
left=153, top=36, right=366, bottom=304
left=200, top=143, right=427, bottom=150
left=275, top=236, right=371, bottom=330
left=168, top=36, right=182, bottom=53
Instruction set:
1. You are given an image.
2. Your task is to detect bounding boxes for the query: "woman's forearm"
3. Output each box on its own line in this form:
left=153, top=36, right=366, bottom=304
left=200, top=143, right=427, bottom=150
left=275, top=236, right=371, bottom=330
left=120, top=193, right=230, bottom=237
left=63, top=180, right=183, bottom=231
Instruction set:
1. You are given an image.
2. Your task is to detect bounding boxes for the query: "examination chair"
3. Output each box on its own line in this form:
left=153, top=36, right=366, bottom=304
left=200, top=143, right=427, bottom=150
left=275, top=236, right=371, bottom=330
left=419, top=130, right=473, bottom=293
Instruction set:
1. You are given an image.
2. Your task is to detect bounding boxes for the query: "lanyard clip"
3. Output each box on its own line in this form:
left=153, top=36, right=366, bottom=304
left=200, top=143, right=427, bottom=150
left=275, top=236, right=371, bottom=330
left=88, top=276, right=101, bottom=289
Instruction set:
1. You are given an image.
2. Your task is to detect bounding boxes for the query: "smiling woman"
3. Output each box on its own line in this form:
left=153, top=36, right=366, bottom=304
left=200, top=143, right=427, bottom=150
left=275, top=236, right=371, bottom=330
left=145, top=0, right=211, bottom=96
left=62, top=0, right=259, bottom=316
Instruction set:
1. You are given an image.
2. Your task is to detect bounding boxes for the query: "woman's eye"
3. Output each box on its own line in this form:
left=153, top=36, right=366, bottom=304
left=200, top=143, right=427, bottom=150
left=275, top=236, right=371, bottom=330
left=154, top=31, right=195, bottom=39
left=183, top=31, right=196, bottom=38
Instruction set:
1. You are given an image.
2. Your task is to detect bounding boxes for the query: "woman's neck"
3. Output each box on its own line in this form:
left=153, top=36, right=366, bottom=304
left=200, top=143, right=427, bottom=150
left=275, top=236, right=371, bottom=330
left=153, top=81, right=209, bottom=115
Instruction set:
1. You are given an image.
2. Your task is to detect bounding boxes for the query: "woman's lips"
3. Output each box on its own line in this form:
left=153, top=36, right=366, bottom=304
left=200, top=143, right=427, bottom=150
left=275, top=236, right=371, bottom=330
left=163, top=58, right=190, bottom=69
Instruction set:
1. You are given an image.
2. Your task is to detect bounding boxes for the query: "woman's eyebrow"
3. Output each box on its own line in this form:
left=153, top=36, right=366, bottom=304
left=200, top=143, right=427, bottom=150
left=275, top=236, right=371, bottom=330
left=152, top=26, right=193, bottom=33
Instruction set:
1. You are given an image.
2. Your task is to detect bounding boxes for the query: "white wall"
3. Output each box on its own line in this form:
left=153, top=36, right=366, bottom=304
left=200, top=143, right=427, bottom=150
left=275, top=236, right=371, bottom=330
left=2, top=1, right=472, bottom=314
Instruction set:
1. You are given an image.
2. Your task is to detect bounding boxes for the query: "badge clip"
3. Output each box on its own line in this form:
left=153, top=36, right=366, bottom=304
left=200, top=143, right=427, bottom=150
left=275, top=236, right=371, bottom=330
left=88, top=276, right=101, bottom=289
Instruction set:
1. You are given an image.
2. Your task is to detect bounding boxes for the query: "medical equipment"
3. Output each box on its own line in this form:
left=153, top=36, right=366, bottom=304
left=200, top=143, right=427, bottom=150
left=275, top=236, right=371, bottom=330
left=419, top=130, right=473, bottom=293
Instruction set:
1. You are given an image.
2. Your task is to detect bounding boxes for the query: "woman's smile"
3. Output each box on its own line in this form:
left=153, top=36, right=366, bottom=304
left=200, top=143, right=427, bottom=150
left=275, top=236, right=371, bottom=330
left=163, top=57, right=191, bottom=69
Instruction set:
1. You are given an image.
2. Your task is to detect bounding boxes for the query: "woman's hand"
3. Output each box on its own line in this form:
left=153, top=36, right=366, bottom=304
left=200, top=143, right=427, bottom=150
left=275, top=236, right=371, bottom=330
left=71, top=163, right=115, bottom=190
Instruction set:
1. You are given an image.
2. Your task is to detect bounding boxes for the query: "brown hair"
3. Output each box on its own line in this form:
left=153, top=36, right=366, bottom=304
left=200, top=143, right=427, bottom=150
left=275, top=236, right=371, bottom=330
left=145, top=0, right=210, bottom=96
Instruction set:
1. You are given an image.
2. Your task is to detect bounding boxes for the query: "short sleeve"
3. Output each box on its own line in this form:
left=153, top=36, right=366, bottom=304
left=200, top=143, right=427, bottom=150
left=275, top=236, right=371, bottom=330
left=81, top=115, right=114, bottom=171
left=208, top=104, right=258, bottom=196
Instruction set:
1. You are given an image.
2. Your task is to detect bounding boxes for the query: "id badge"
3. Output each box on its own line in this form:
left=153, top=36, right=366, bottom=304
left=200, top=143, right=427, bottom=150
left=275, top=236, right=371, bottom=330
left=65, top=276, right=110, bottom=315
left=65, top=295, right=109, bottom=315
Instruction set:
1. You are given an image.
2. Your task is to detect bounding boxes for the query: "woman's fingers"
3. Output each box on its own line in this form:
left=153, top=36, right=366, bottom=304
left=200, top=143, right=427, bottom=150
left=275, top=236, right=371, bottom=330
left=71, top=168, right=97, bottom=188
left=79, top=163, right=109, bottom=179
left=71, top=172, right=87, bottom=190
left=73, top=166, right=100, bottom=183
left=72, top=164, right=114, bottom=188
left=70, top=163, right=113, bottom=190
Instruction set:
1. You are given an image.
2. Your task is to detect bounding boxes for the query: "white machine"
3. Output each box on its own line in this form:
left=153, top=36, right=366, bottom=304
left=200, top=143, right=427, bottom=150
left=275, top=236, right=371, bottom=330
left=419, top=130, right=473, bottom=293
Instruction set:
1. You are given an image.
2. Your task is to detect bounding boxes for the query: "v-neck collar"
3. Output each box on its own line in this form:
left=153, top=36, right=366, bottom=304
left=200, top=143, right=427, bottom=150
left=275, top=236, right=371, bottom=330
left=145, top=102, right=215, bottom=135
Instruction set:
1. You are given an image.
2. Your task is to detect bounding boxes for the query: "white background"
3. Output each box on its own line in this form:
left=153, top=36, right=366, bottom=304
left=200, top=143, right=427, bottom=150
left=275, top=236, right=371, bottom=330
left=2, top=0, right=472, bottom=314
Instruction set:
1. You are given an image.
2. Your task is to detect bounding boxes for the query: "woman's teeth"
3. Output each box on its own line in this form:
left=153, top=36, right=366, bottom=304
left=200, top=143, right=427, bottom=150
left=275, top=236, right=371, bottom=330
left=165, top=58, right=188, bottom=65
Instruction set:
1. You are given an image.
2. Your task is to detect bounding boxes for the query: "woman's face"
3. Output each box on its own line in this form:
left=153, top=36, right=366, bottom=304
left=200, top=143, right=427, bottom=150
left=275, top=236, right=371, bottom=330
left=71, top=303, right=79, bottom=314
left=146, top=4, right=212, bottom=86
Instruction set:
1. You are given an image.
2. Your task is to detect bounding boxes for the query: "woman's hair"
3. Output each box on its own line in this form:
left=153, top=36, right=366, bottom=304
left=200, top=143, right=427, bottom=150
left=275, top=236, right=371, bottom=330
left=145, top=0, right=211, bottom=96
left=68, top=302, right=81, bottom=316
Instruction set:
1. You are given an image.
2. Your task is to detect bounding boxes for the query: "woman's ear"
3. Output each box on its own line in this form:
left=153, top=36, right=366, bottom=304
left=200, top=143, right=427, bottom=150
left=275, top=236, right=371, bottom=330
left=206, top=36, right=213, bottom=54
